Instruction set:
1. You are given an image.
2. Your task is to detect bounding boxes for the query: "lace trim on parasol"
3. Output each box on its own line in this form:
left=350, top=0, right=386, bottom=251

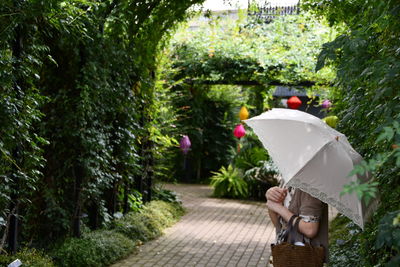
left=286, top=179, right=362, bottom=228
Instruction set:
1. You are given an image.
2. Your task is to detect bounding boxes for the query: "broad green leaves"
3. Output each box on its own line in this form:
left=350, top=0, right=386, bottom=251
left=210, top=165, right=248, bottom=198
left=303, top=0, right=400, bottom=266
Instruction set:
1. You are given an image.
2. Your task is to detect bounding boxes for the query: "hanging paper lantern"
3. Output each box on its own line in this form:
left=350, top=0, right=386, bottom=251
left=321, top=99, right=332, bottom=109
left=239, top=106, right=249, bottom=121
left=287, top=96, right=302, bottom=109
left=233, top=124, right=246, bottom=139
left=322, top=116, right=339, bottom=128
left=179, top=135, right=191, bottom=154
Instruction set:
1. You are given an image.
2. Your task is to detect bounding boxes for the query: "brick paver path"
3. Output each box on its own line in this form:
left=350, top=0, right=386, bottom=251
left=112, top=184, right=337, bottom=267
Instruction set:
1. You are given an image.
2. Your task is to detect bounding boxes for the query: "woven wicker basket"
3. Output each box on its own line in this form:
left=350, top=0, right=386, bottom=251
left=271, top=215, right=324, bottom=267
left=271, top=242, right=324, bottom=267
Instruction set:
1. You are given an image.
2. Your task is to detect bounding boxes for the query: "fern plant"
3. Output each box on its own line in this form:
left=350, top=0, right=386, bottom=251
left=210, top=165, right=248, bottom=199
left=235, top=146, right=269, bottom=171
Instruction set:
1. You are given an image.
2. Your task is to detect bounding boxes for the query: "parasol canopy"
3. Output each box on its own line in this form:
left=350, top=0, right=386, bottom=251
left=244, top=108, right=377, bottom=229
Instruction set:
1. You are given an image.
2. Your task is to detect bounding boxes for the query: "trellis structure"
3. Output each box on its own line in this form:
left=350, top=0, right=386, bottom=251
left=248, top=2, right=300, bottom=24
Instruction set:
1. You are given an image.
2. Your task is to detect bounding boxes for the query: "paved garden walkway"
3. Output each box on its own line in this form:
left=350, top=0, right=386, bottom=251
left=112, top=184, right=337, bottom=267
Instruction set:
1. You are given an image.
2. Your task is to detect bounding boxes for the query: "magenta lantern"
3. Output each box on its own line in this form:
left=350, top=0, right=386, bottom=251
left=233, top=124, right=246, bottom=139
left=179, top=135, right=191, bottom=154
left=321, top=99, right=332, bottom=109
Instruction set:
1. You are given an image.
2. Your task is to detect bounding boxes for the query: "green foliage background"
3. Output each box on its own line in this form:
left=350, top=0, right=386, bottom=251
left=170, top=10, right=335, bottom=86
left=160, top=10, right=336, bottom=184
left=0, top=0, right=398, bottom=265
left=0, top=0, right=204, bottom=250
left=303, top=0, right=400, bottom=265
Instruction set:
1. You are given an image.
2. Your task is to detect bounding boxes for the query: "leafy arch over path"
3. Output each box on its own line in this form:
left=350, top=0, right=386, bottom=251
left=0, top=0, right=206, bottom=249
left=155, top=11, right=336, bottom=184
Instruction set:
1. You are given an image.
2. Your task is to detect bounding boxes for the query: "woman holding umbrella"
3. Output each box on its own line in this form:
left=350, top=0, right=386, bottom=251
left=244, top=108, right=378, bottom=266
left=266, top=186, right=329, bottom=264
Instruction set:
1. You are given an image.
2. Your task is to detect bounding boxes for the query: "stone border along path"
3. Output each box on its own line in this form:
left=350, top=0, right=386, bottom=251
left=111, top=184, right=338, bottom=267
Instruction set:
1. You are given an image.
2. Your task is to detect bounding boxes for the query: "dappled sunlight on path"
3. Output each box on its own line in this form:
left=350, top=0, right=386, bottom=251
left=112, top=184, right=338, bottom=267
left=112, top=184, right=275, bottom=267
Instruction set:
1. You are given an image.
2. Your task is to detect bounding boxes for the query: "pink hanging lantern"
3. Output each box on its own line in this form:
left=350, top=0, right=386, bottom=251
left=233, top=124, right=246, bottom=139
left=179, top=135, right=191, bottom=154
left=321, top=99, right=332, bottom=110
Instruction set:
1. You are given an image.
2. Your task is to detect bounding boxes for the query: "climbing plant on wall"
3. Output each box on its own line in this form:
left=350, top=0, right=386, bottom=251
left=0, top=0, right=206, bottom=252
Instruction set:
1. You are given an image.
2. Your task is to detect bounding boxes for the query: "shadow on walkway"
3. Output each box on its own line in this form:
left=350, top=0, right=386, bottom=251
left=112, top=184, right=275, bottom=267
left=112, top=183, right=337, bottom=267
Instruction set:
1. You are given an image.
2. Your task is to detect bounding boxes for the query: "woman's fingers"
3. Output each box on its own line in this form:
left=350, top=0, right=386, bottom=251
left=266, top=187, right=287, bottom=202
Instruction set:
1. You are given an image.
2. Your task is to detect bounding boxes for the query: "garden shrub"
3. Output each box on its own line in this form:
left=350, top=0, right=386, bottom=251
left=152, top=187, right=182, bottom=204
left=51, top=200, right=184, bottom=267
left=141, top=203, right=176, bottom=236
left=210, top=165, right=249, bottom=199
left=144, top=200, right=185, bottom=224
left=328, top=215, right=362, bottom=267
left=374, top=210, right=400, bottom=266
left=52, top=230, right=135, bottom=267
left=112, top=212, right=156, bottom=242
left=0, top=248, right=54, bottom=267
left=112, top=200, right=185, bottom=242
left=210, top=130, right=279, bottom=200
left=234, top=146, right=269, bottom=172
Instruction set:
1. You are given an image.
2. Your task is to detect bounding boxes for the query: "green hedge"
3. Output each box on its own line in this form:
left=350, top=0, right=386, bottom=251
left=51, top=200, right=185, bottom=267
left=52, top=230, right=135, bottom=267
left=0, top=248, right=55, bottom=267
left=112, top=200, right=185, bottom=242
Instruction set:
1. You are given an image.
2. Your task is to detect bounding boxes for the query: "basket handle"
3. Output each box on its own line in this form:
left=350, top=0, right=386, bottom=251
left=290, top=216, right=312, bottom=245
left=282, top=214, right=298, bottom=242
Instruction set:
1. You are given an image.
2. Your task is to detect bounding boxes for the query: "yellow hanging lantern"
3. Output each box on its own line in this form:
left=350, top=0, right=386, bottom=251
left=239, top=106, right=249, bottom=121
left=322, top=115, right=339, bottom=128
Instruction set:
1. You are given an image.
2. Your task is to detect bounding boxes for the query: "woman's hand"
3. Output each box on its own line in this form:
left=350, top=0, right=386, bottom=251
left=266, top=200, right=284, bottom=213
left=265, top=186, right=287, bottom=203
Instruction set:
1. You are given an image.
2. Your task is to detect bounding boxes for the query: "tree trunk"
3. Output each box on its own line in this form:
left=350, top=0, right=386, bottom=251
left=87, top=201, right=99, bottom=230
left=72, top=164, right=84, bottom=238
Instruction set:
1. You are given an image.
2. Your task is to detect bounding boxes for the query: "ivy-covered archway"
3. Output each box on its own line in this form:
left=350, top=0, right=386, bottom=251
left=0, top=0, right=206, bottom=250
left=160, top=9, right=334, bottom=183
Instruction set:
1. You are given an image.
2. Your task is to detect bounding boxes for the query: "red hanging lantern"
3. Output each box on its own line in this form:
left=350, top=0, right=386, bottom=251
left=287, top=96, right=302, bottom=109
left=233, top=124, right=246, bottom=139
